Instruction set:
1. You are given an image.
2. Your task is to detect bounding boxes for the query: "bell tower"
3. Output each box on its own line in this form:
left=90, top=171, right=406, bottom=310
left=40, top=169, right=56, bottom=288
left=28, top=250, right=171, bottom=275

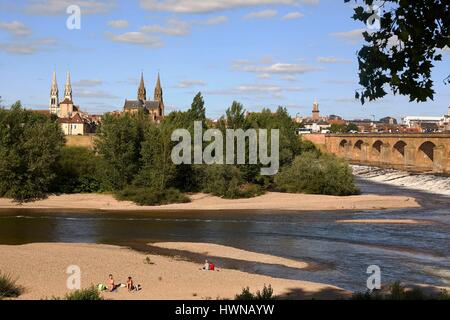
left=154, top=72, right=163, bottom=103
left=312, top=99, right=320, bottom=122
left=49, top=71, right=59, bottom=115
left=64, top=71, right=72, bottom=101
left=137, top=72, right=146, bottom=101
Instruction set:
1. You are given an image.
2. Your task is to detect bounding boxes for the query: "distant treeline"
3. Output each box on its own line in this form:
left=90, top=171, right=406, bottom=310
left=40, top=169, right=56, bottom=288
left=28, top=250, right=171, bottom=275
left=0, top=95, right=359, bottom=203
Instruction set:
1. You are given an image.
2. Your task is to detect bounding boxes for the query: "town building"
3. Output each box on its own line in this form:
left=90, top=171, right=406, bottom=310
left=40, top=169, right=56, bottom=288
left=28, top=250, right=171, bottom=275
left=49, top=71, right=96, bottom=135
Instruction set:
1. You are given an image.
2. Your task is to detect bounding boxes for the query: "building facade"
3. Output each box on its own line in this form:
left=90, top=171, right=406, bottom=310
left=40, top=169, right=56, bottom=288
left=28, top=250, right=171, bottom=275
left=49, top=71, right=96, bottom=135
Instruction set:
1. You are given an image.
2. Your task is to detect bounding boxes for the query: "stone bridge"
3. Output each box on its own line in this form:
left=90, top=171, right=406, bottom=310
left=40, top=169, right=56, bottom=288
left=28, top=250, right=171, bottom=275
left=303, top=133, right=450, bottom=173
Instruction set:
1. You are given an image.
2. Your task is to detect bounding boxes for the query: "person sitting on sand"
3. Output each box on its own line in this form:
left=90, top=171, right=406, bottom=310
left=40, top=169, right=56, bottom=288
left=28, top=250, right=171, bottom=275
left=107, top=274, right=119, bottom=292
left=202, top=259, right=215, bottom=271
left=126, top=276, right=141, bottom=292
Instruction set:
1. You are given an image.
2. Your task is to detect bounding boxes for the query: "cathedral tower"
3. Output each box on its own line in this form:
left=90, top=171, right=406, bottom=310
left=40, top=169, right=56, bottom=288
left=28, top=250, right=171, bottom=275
left=64, top=71, right=72, bottom=101
left=49, top=71, right=59, bottom=115
left=154, top=72, right=163, bottom=103
left=138, top=72, right=146, bottom=101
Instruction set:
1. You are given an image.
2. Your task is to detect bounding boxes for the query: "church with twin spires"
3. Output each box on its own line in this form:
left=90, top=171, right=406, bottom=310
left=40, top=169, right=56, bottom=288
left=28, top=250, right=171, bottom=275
left=123, top=72, right=164, bottom=122
left=49, top=71, right=97, bottom=135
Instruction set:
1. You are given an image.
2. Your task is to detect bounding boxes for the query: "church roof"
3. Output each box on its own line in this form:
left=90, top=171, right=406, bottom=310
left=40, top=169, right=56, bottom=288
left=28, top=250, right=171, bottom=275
left=123, top=100, right=160, bottom=110
left=60, top=98, right=73, bottom=105
left=58, top=113, right=85, bottom=124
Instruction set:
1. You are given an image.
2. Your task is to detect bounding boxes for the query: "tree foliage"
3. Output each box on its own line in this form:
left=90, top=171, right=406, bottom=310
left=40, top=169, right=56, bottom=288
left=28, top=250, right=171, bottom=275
left=95, top=112, right=150, bottom=191
left=0, top=102, right=65, bottom=201
left=345, top=0, right=449, bottom=104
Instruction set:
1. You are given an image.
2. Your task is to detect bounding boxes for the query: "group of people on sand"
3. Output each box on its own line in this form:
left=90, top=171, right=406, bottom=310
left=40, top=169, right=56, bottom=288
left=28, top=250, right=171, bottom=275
left=99, top=274, right=141, bottom=293
left=99, top=259, right=215, bottom=293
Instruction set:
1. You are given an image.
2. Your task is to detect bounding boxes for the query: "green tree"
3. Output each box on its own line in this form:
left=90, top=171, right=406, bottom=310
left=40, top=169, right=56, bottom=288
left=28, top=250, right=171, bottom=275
left=275, top=152, right=359, bottom=196
left=134, top=123, right=176, bottom=190
left=345, top=0, right=449, bottom=104
left=95, top=112, right=149, bottom=191
left=188, top=92, right=206, bottom=121
left=0, top=102, right=65, bottom=201
left=56, top=146, right=100, bottom=193
left=226, top=101, right=247, bottom=130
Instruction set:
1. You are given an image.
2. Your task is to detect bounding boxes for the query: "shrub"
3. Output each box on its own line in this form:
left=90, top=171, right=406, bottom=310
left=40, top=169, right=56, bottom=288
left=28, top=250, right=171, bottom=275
left=235, top=285, right=274, bottom=300
left=352, top=282, right=450, bottom=300
left=63, top=286, right=103, bottom=300
left=55, top=147, right=101, bottom=193
left=115, top=187, right=190, bottom=206
left=275, top=152, right=360, bottom=196
left=201, top=165, right=243, bottom=199
left=0, top=272, right=23, bottom=298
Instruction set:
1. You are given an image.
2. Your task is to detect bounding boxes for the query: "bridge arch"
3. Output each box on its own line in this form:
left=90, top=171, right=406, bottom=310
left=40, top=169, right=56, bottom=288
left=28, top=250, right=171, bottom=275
left=418, top=141, right=436, bottom=162
left=339, top=139, right=349, bottom=149
left=372, top=140, right=383, bottom=154
left=354, top=140, right=364, bottom=150
left=393, top=141, right=407, bottom=157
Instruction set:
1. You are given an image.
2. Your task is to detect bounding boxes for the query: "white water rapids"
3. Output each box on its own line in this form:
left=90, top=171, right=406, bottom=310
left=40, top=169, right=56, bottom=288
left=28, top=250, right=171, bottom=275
left=352, top=165, right=450, bottom=196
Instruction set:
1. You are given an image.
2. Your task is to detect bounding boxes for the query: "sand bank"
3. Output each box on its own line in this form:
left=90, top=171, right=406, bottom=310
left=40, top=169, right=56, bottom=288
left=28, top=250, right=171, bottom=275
left=336, top=219, right=427, bottom=225
left=151, top=242, right=308, bottom=269
left=0, top=243, right=348, bottom=300
left=0, top=192, right=420, bottom=212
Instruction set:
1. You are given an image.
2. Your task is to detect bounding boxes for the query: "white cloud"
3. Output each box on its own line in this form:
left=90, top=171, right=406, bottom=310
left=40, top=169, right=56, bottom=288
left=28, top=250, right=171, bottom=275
left=0, top=21, right=32, bottom=37
left=202, top=16, right=229, bottom=25
left=281, top=75, right=297, bottom=81
left=77, top=89, right=118, bottom=99
left=23, top=0, right=116, bottom=15
left=331, top=28, right=365, bottom=44
left=73, top=79, right=103, bottom=87
left=0, top=37, right=57, bottom=54
left=317, top=56, right=351, bottom=64
left=282, top=11, right=304, bottom=20
left=238, top=62, right=320, bottom=75
left=139, top=0, right=319, bottom=13
left=108, top=20, right=129, bottom=29
left=244, top=9, right=278, bottom=19
left=177, top=80, right=206, bottom=88
left=141, top=19, right=190, bottom=36
left=106, top=31, right=163, bottom=47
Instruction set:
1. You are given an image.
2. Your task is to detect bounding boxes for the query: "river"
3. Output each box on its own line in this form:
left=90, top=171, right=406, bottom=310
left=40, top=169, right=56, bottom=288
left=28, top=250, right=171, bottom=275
left=0, top=174, right=448, bottom=292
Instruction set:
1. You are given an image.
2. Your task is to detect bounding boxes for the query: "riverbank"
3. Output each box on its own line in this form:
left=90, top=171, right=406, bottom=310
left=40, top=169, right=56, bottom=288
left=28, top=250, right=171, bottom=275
left=0, top=243, right=349, bottom=300
left=0, top=192, right=420, bottom=212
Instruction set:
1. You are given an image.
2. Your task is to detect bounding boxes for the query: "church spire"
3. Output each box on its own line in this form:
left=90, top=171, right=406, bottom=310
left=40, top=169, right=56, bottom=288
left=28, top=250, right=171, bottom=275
left=49, top=70, right=59, bottom=114
left=64, top=71, right=72, bottom=101
left=138, top=72, right=146, bottom=101
left=154, top=72, right=163, bottom=103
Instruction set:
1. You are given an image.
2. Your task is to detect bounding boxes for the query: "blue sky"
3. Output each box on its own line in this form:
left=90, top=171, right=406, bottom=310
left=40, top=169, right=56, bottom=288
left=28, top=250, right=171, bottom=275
left=0, top=0, right=449, bottom=120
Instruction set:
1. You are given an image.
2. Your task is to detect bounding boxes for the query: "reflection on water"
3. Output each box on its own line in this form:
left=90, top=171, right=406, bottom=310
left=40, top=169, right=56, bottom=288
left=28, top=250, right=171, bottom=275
left=0, top=180, right=448, bottom=292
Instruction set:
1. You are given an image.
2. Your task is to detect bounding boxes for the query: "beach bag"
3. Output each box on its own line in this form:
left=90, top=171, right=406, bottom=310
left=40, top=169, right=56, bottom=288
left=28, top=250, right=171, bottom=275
left=209, top=263, right=215, bottom=271
left=98, top=284, right=107, bottom=291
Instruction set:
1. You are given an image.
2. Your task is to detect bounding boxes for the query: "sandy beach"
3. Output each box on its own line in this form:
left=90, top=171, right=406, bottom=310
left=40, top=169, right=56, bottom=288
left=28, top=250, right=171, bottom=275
left=0, top=243, right=349, bottom=300
left=336, top=219, right=428, bottom=225
left=0, top=192, right=420, bottom=212
left=152, top=242, right=309, bottom=269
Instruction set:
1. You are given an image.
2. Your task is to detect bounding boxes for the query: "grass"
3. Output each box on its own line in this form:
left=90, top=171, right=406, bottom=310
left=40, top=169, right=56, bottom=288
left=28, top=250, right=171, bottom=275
left=0, top=271, right=24, bottom=299
left=235, top=284, right=274, bottom=300
left=52, top=285, right=103, bottom=300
